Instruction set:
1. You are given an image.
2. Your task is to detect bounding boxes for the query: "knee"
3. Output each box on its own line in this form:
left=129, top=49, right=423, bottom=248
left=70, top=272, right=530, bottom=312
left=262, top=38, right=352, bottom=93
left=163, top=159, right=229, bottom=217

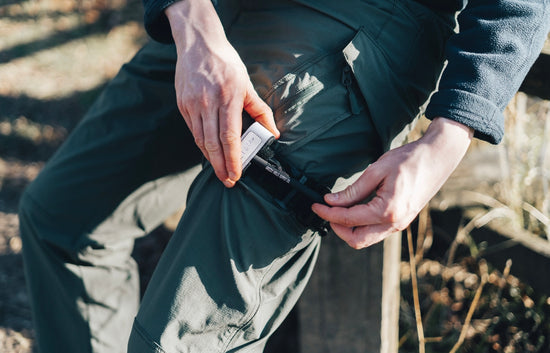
left=19, top=186, right=81, bottom=261
left=18, top=169, right=68, bottom=233
left=18, top=180, right=64, bottom=249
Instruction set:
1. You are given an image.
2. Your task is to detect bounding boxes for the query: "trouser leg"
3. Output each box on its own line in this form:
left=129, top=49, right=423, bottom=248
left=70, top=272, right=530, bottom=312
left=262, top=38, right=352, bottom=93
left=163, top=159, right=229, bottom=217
left=19, top=41, right=202, bottom=353
left=128, top=2, right=385, bottom=352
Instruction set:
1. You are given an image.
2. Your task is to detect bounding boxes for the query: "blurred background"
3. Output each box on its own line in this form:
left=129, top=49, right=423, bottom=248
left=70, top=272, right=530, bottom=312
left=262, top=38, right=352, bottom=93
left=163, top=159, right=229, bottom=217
left=0, top=0, right=549, bottom=352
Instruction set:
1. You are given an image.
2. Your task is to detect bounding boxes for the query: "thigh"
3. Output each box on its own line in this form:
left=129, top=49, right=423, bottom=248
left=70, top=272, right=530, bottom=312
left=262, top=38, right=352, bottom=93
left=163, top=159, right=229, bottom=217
left=232, top=2, right=383, bottom=183
left=23, top=40, right=202, bottom=250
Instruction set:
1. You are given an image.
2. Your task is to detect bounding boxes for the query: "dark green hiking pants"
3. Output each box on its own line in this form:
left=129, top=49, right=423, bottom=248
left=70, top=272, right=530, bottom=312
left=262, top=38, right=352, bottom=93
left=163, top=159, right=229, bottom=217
left=19, top=0, right=453, bottom=352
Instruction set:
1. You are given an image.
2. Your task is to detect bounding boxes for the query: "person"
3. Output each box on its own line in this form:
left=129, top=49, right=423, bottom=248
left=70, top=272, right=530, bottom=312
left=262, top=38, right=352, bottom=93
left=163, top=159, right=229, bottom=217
left=18, top=0, right=549, bottom=352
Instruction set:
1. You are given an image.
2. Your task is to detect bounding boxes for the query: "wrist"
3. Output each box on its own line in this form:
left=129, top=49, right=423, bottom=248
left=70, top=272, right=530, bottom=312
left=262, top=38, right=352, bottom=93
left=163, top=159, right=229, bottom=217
left=165, top=0, right=227, bottom=51
left=424, top=117, right=473, bottom=146
left=420, top=117, right=474, bottom=168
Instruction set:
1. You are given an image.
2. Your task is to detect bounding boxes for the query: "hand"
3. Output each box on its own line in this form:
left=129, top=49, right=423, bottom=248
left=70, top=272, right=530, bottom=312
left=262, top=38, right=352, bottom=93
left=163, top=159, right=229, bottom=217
left=312, top=118, right=473, bottom=249
left=166, top=0, right=279, bottom=187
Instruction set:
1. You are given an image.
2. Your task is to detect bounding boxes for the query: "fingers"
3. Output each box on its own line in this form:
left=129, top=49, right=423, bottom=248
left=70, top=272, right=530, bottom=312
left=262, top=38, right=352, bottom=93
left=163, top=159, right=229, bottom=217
left=312, top=195, right=388, bottom=227
left=202, top=109, right=233, bottom=186
left=324, top=166, right=382, bottom=207
left=312, top=201, right=401, bottom=250
left=191, top=106, right=241, bottom=188
left=244, top=83, right=279, bottom=138
left=219, top=99, right=243, bottom=185
left=185, top=103, right=236, bottom=187
left=212, top=84, right=273, bottom=187
left=329, top=222, right=396, bottom=249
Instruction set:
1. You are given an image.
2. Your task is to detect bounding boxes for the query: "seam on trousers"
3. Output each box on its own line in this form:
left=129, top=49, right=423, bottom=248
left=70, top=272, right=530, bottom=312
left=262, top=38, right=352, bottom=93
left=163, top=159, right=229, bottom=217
left=220, top=260, right=278, bottom=353
left=132, top=319, right=166, bottom=353
left=220, top=236, right=316, bottom=352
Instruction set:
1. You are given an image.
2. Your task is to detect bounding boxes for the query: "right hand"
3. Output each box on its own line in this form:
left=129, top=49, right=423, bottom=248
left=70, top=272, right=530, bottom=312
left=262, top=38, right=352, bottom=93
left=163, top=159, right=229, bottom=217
left=166, top=0, right=279, bottom=187
left=312, top=117, right=473, bottom=249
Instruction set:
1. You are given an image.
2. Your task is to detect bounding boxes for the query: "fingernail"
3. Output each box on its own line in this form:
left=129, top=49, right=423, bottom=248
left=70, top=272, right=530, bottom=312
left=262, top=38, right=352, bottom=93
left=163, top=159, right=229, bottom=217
left=228, top=171, right=238, bottom=181
left=223, top=180, right=234, bottom=188
left=326, top=193, right=339, bottom=202
left=311, top=204, right=322, bottom=214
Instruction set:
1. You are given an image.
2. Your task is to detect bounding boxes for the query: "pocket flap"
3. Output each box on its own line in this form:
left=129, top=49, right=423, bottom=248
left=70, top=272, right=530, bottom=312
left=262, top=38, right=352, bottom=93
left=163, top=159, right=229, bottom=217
left=343, top=28, right=424, bottom=150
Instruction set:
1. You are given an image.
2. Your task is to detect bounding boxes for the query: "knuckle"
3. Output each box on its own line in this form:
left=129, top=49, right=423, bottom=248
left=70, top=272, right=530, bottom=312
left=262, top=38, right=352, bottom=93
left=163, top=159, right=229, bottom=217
left=194, top=136, right=205, bottom=149
left=347, top=237, right=366, bottom=250
left=381, top=204, right=404, bottom=225
left=196, top=96, right=210, bottom=109
left=203, top=140, right=221, bottom=153
left=343, top=185, right=358, bottom=200
left=218, top=86, right=236, bottom=103
left=219, top=129, right=239, bottom=146
left=381, top=208, right=397, bottom=224
left=385, top=212, right=407, bottom=232
left=383, top=206, right=416, bottom=231
left=340, top=214, right=355, bottom=227
left=176, top=100, right=186, bottom=116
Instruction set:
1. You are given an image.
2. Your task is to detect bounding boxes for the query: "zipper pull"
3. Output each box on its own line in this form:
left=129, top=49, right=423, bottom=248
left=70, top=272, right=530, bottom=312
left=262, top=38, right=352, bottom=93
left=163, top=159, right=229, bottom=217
left=342, top=66, right=361, bottom=115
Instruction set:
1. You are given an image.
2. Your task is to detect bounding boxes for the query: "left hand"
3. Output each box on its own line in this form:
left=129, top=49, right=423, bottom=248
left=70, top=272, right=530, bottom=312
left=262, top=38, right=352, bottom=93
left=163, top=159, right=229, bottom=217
left=312, top=117, right=473, bottom=249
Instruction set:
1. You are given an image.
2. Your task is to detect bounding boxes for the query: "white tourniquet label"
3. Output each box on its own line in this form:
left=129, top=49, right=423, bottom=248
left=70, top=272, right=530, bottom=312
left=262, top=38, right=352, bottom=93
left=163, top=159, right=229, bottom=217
left=240, top=122, right=275, bottom=170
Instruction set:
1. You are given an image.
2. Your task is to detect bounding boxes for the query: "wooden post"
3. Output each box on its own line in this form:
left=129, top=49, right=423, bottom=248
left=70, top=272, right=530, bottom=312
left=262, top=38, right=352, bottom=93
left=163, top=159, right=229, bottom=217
left=297, top=232, right=401, bottom=353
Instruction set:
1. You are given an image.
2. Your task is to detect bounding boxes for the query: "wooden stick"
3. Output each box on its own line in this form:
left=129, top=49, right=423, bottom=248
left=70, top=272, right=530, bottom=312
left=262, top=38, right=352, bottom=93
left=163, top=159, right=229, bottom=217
left=448, top=262, right=488, bottom=353
left=407, top=226, right=425, bottom=353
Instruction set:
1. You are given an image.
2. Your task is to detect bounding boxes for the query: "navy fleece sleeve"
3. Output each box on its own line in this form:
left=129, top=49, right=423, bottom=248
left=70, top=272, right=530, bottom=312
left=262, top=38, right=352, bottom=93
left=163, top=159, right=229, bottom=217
left=425, top=0, right=550, bottom=144
left=142, top=0, right=179, bottom=43
left=142, top=0, right=219, bottom=43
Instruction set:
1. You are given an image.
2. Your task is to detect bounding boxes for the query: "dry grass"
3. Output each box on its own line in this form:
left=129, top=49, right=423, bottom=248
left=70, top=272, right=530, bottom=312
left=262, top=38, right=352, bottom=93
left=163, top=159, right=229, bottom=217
left=399, top=211, right=550, bottom=353
left=498, top=93, right=550, bottom=237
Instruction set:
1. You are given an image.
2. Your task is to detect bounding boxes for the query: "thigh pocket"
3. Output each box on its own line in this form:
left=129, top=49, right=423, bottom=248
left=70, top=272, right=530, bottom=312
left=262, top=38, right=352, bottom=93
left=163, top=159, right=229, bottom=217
left=342, top=17, right=450, bottom=149
left=261, top=45, right=366, bottom=157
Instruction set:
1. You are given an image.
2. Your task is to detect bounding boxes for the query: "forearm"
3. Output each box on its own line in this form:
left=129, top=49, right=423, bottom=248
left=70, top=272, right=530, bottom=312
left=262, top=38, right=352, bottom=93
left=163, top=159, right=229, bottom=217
left=420, top=117, right=473, bottom=173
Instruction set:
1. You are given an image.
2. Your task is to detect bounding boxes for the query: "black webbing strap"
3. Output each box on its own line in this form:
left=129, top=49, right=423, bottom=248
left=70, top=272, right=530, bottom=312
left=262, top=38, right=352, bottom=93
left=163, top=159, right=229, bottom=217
left=244, top=147, right=331, bottom=236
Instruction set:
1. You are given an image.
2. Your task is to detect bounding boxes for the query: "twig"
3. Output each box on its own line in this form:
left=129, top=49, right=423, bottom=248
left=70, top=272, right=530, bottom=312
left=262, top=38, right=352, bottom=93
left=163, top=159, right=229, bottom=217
left=399, top=331, right=411, bottom=348
left=415, top=207, right=432, bottom=262
left=407, top=226, right=425, bottom=353
left=521, top=202, right=550, bottom=241
left=448, top=260, right=489, bottom=353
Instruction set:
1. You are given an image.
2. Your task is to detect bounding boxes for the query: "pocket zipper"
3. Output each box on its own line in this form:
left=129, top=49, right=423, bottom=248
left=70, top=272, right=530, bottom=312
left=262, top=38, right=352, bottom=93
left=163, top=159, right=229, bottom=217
left=342, top=65, right=362, bottom=115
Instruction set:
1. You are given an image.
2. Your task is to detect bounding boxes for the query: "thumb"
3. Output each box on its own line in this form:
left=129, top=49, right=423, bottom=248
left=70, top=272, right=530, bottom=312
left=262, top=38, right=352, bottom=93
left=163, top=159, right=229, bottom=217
left=325, top=166, right=383, bottom=207
left=244, top=83, right=279, bottom=138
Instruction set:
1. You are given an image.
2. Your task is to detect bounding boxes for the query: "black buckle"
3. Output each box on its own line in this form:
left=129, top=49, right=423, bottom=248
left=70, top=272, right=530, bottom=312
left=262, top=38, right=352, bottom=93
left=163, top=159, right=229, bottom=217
left=244, top=146, right=331, bottom=236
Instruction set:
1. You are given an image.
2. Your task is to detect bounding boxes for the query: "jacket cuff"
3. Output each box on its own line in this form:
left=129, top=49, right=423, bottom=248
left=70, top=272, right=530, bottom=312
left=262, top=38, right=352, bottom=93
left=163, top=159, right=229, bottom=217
left=425, top=88, right=504, bottom=144
left=143, top=0, right=178, bottom=43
